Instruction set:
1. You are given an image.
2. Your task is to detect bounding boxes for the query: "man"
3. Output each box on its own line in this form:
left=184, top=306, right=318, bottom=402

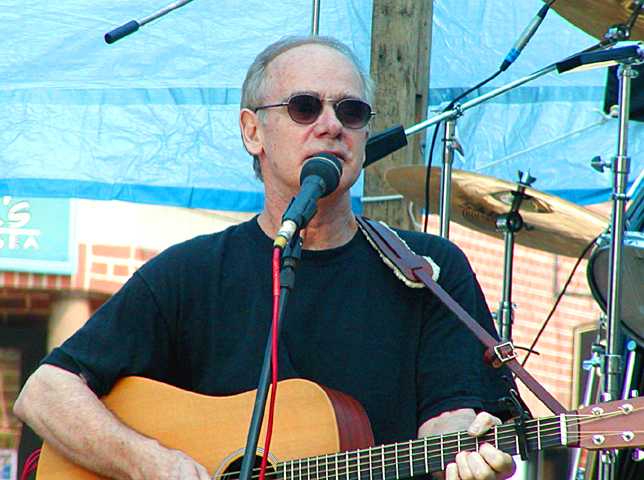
left=15, top=36, right=517, bottom=480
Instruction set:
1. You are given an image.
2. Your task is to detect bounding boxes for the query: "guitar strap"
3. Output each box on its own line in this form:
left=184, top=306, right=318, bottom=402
left=356, top=215, right=568, bottom=415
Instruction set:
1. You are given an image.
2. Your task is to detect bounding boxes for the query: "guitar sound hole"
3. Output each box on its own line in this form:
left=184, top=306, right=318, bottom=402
left=222, top=455, right=275, bottom=480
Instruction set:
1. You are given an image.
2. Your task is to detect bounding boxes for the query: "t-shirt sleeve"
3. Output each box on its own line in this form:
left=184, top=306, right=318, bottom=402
left=42, top=271, right=176, bottom=397
left=415, top=241, right=514, bottom=428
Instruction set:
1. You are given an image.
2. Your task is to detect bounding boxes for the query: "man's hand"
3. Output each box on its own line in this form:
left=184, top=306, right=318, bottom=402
left=419, top=409, right=516, bottom=480
left=139, top=444, right=213, bottom=480
left=444, top=412, right=515, bottom=480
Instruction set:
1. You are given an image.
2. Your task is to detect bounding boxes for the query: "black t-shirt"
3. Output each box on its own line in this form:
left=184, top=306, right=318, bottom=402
left=44, top=216, right=512, bottom=446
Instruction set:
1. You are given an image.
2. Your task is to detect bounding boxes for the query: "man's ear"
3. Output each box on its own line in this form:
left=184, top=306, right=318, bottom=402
left=240, top=108, right=264, bottom=156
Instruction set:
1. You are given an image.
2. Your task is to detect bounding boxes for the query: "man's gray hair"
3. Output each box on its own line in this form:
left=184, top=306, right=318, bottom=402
left=240, top=36, right=374, bottom=180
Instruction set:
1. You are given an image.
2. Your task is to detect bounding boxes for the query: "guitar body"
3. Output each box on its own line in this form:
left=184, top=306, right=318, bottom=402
left=35, top=376, right=644, bottom=480
left=36, top=377, right=374, bottom=480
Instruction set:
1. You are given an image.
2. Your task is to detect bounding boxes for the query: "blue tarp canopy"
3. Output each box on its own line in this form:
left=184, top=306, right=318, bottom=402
left=1, top=0, right=642, bottom=210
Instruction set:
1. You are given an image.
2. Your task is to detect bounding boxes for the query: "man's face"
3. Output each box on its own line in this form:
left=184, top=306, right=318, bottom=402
left=244, top=44, right=370, bottom=204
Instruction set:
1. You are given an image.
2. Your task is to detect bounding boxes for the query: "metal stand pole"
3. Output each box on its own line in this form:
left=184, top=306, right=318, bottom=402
left=494, top=171, right=535, bottom=342
left=569, top=321, right=605, bottom=480
left=497, top=230, right=515, bottom=342
left=438, top=117, right=463, bottom=239
left=591, top=62, right=637, bottom=480
left=311, top=0, right=321, bottom=35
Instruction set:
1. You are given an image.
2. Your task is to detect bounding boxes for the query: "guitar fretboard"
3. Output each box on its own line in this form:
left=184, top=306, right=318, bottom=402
left=273, top=416, right=566, bottom=479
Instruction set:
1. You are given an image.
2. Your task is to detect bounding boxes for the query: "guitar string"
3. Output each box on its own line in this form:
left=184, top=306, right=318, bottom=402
left=220, top=428, right=637, bottom=480
left=219, top=426, right=529, bottom=480
left=219, top=408, right=644, bottom=480
left=219, top=427, right=639, bottom=480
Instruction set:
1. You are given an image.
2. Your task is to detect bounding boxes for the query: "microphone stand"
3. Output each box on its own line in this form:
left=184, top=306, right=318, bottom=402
left=104, top=0, right=196, bottom=44
left=588, top=60, right=637, bottom=480
left=438, top=115, right=464, bottom=239
left=238, top=238, right=303, bottom=480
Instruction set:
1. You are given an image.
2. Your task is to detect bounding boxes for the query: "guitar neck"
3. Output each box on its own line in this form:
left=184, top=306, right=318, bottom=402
left=273, top=416, right=566, bottom=479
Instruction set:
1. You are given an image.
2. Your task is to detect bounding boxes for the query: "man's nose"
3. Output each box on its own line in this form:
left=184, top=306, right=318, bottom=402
left=313, top=103, right=343, bottom=136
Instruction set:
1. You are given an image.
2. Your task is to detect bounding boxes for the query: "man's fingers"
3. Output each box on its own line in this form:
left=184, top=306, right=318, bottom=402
left=445, top=445, right=516, bottom=480
left=455, top=451, right=474, bottom=479
left=467, top=412, right=502, bottom=436
left=479, top=443, right=516, bottom=478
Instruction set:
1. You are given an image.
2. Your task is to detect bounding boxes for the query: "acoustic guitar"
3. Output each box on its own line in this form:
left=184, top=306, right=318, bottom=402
left=35, top=376, right=644, bottom=479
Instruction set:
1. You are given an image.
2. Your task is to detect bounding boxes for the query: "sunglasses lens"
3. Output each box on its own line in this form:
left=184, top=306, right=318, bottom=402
left=288, top=95, right=322, bottom=124
left=336, top=99, right=372, bottom=129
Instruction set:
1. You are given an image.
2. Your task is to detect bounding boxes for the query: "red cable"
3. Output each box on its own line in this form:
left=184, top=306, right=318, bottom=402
left=20, top=449, right=41, bottom=480
left=259, top=247, right=281, bottom=480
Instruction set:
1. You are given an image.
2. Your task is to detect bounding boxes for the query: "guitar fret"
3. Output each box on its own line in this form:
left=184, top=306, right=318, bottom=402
left=345, top=452, right=349, bottom=480
left=381, top=446, right=385, bottom=480
left=440, top=434, right=445, bottom=471
left=314, top=455, right=319, bottom=480
left=537, top=418, right=541, bottom=451
left=394, top=443, right=399, bottom=479
left=561, top=414, right=568, bottom=446
left=494, top=426, right=498, bottom=448
left=335, top=454, right=339, bottom=480
left=357, top=449, right=361, bottom=480
left=408, top=440, right=413, bottom=477
left=423, top=437, right=429, bottom=474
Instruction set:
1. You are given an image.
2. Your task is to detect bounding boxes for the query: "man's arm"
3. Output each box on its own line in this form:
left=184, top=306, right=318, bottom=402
left=14, top=364, right=211, bottom=480
left=418, top=408, right=516, bottom=480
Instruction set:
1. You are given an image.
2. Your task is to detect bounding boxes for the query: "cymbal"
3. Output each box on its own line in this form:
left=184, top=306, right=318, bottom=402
left=548, top=0, right=644, bottom=41
left=385, top=166, right=609, bottom=258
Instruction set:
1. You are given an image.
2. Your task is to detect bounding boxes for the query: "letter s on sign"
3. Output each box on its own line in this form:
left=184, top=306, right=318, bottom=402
left=8, top=201, right=31, bottom=228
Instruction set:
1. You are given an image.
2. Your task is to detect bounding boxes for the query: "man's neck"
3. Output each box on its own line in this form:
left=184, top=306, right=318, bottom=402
left=257, top=194, right=358, bottom=251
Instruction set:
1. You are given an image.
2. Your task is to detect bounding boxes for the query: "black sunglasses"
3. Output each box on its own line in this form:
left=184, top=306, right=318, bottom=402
left=254, top=93, right=374, bottom=129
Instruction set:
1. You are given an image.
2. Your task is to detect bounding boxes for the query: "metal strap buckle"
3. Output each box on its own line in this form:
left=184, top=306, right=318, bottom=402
left=494, top=342, right=519, bottom=364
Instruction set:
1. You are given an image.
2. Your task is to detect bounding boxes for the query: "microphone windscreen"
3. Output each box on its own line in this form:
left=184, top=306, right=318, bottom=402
left=300, top=153, right=343, bottom=197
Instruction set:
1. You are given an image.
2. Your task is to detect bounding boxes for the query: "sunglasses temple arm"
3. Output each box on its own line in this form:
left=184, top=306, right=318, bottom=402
left=364, top=125, right=408, bottom=168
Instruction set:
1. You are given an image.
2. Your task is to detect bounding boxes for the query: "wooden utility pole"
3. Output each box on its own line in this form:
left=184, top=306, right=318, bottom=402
left=363, top=0, right=432, bottom=229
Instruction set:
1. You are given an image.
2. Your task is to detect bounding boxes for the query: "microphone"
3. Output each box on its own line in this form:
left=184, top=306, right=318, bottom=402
left=273, top=153, right=343, bottom=250
left=499, top=3, right=551, bottom=71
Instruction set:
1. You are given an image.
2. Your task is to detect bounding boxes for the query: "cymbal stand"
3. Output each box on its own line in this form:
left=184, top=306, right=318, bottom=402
left=590, top=61, right=639, bottom=480
left=495, top=171, right=536, bottom=342
left=438, top=114, right=464, bottom=239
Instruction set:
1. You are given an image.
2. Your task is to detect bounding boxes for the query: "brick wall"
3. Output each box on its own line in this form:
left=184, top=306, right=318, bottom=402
left=81, top=244, right=157, bottom=294
left=0, top=241, right=157, bottom=319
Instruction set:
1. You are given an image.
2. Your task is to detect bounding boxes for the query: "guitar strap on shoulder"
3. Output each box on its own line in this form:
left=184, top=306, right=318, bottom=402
left=356, top=215, right=568, bottom=415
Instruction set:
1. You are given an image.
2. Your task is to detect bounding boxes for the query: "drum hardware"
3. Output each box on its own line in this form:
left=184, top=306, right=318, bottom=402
left=570, top=324, right=606, bottom=480
left=587, top=58, right=640, bottom=480
left=571, top=331, right=643, bottom=480
left=495, top=171, right=536, bottom=342
left=588, top=231, right=644, bottom=341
